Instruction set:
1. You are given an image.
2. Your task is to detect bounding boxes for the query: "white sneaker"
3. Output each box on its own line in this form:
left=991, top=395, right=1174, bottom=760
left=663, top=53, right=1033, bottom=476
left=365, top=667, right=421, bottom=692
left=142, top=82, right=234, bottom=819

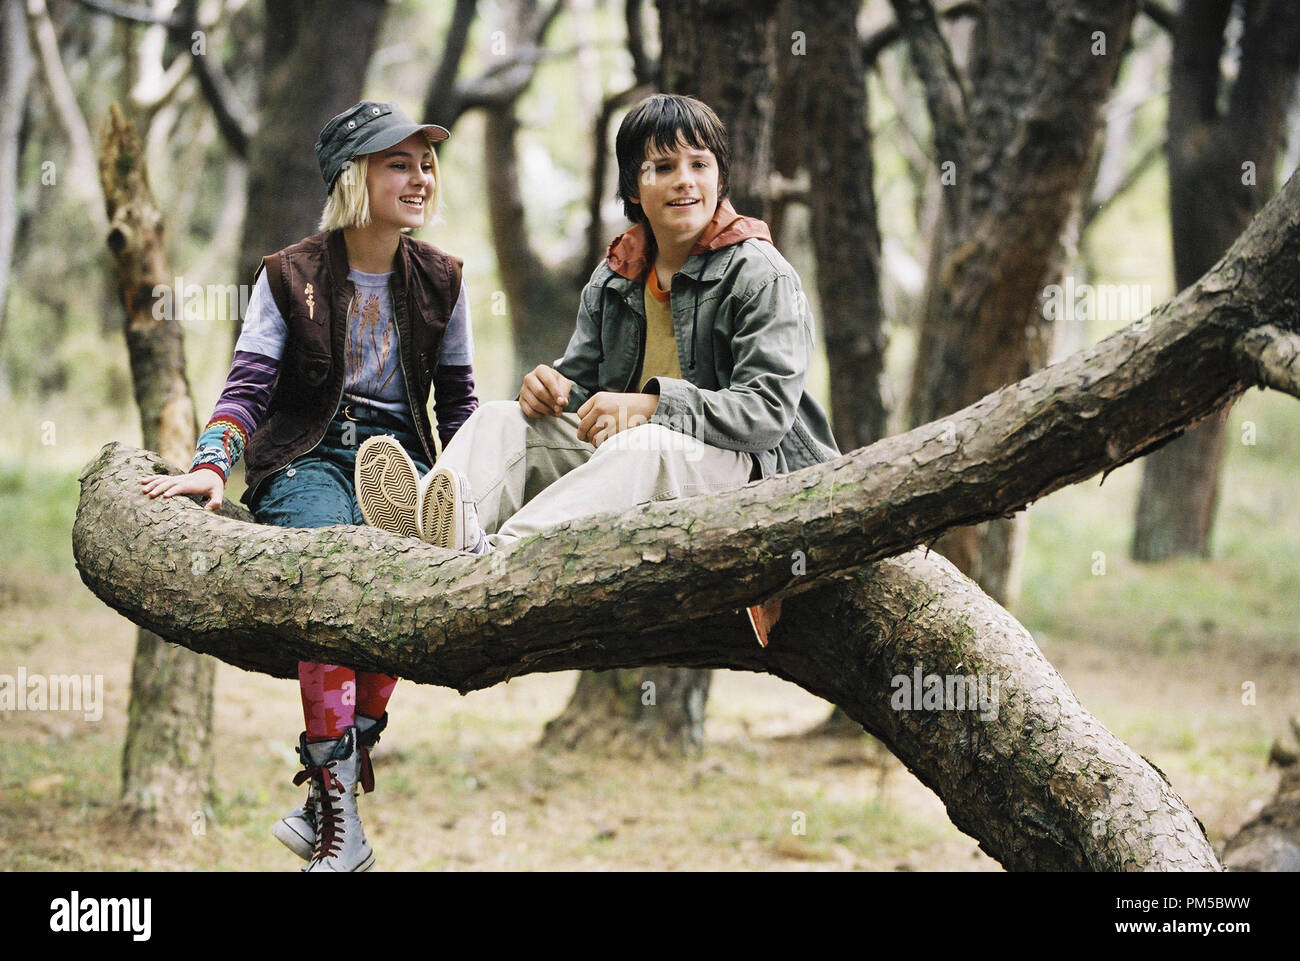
left=355, top=435, right=421, bottom=539
left=417, top=465, right=490, bottom=553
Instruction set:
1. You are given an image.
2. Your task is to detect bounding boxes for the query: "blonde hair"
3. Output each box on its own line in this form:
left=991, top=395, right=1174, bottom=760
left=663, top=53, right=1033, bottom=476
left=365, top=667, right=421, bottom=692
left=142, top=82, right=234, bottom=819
left=318, top=142, right=441, bottom=231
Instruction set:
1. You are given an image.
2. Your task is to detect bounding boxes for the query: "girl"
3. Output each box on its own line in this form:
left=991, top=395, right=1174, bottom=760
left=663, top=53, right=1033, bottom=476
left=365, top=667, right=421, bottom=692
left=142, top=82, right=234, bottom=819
left=141, top=101, right=478, bottom=871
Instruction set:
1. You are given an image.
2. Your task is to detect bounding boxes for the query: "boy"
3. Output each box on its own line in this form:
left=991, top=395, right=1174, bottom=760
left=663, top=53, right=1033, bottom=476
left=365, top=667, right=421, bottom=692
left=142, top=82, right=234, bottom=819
left=357, top=94, right=838, bottom=641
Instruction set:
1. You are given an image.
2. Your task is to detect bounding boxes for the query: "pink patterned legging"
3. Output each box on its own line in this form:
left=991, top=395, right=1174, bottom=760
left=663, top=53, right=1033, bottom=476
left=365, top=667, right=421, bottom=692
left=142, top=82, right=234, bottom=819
left=299, top=663, right=397, bottom=741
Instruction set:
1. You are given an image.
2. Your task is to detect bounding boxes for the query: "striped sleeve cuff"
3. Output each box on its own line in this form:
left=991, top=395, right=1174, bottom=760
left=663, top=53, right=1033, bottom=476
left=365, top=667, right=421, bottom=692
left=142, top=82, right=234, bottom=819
left=190, top=416, right=251, bottom=480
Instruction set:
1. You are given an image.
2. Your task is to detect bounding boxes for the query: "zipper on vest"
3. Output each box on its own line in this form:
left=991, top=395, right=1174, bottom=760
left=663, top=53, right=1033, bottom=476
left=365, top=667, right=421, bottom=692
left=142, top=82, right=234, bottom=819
left=256, top=292, right=355, bottom=498
left=391, top=289, right=435, bottom=466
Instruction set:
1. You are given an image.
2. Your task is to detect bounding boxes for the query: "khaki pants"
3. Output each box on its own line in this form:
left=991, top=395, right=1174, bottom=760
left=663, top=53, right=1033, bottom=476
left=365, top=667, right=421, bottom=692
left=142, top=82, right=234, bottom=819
left=434, top=400, right=754, bottom=549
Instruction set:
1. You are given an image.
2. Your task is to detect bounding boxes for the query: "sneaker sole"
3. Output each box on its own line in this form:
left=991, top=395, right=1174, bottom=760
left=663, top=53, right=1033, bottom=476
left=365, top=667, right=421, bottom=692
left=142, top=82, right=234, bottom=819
left=418, top=468, right=460, bottom=549
left=355, top=436, right=421, bottom=540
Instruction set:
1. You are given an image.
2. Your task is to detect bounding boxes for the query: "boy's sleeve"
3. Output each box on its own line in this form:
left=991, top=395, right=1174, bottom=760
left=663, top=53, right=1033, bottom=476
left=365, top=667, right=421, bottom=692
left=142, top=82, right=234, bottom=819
left=551, top=265, right=607, bottom=409
left=645, top=270, right=811, bottom=454
left=190, top=272, right=285, bottom=481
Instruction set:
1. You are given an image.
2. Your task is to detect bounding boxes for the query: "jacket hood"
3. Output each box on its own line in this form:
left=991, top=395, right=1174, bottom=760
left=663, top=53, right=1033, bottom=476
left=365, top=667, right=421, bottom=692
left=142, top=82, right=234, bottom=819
left=604, top=199, right=773, bottom=281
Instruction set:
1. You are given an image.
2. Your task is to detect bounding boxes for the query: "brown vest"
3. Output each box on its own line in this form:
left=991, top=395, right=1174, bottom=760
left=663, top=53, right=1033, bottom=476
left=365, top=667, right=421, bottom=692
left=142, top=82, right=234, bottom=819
left=241, top=229, right=463, bottom=506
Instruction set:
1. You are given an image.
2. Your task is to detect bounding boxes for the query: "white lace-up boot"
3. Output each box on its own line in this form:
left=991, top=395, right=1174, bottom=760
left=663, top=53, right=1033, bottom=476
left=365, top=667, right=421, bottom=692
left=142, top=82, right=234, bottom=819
left=299, top=727, right=376, bottom=872
left=274, top=713, right=387, bottom=861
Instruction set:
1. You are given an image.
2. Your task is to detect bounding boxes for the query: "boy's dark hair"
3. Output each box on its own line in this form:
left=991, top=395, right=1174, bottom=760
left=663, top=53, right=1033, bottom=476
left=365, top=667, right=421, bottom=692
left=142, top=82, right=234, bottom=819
left=615, top=94, right=730, bottom=225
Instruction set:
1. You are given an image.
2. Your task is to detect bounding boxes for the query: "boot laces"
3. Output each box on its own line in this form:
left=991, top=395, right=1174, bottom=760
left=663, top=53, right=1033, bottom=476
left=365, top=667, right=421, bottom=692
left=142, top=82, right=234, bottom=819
left=300, top=762, right=346, bottom=862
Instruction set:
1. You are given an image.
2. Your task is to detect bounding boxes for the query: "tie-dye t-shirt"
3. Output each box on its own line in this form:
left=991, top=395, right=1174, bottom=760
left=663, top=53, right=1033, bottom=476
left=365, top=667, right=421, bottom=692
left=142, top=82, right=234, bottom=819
left=343, top=268, right=411, bottom=419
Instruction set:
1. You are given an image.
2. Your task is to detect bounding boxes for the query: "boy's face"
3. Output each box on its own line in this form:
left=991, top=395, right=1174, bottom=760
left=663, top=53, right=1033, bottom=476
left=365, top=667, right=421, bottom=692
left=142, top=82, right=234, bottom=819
left=632, top=135, right=720, bottom=248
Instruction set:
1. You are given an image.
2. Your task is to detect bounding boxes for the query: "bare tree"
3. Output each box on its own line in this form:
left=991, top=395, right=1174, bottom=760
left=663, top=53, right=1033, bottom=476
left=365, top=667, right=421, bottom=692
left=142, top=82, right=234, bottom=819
left=1131, top=0, right=1300, bottom=562
left=98, top=102, right=213, bottom=826
left=895, top=0, right=1138, bottom=608
left=0, top=0, right=35, bottom=345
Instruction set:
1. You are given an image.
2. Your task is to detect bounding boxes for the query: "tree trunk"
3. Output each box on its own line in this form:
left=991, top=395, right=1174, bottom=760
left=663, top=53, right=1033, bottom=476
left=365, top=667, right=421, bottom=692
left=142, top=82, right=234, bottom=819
left=1221, top=719, right=1300, bottom=871
left=780, top=0, right=889, bottom=733
left=900, top=0, right=1138, bottom=608
left=793, top=0, right=888, bottom=452
left=539, top=667, right=711, bottom=757
left=1131, top=0, right=1300, bottom=562
left=74, top=164, right=1300, bottom=865
left=234, top=0, right=387, bottom=323
left=99, top=102, right=214, bottom=827
left=0, top=0, right=34, bottom=345
left=545, top=0, right=783, bottom=754
left=656, top=0, right=779, bottom=221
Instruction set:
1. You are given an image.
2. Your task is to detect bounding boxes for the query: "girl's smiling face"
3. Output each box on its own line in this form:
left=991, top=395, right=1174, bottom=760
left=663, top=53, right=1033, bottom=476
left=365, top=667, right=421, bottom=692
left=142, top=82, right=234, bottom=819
left=364, top=132, right=435, bottom=232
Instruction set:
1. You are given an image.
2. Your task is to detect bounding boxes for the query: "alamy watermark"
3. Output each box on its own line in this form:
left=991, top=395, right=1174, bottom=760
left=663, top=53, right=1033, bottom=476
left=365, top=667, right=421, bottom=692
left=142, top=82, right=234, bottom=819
left=0, top=668, right=104, bottom=721
left=890, top=666, right=1000, bottom=721
left=1041, top=277, right=1153, bottom=325
left=151, top=276, right=255, bottom=324
left=50, top=891, right=150, bottom=941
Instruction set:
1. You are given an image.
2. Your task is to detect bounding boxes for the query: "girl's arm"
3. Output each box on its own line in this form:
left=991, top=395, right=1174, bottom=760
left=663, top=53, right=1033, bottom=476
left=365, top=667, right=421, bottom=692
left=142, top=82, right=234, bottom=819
left=141, top=271, right=286, bottom=509
left=432, top=278, right=479, bottom=449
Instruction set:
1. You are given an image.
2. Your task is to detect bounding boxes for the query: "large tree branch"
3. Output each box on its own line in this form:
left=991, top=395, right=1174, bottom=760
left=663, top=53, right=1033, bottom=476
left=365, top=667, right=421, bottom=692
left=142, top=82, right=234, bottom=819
left=73, top=444, right=1220, bottom=870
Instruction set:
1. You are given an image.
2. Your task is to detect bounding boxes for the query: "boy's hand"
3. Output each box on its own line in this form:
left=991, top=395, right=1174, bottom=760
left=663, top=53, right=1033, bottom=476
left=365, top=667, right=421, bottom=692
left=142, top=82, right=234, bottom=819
left=576, top=392, right=659, bottom=448
left=140, top=469, right=226, bottom=511
left=518, top=364, right=574, bottom=418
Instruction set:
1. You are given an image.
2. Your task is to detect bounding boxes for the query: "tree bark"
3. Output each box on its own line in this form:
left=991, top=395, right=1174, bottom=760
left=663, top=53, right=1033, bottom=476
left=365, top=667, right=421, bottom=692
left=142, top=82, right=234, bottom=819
left=483, top=104, right=584, bottom=386
left=900, top=0, right=1138, bottom=608
left=780, top=0, right=889, bottom=734
left=98, top=101, right=214, bottom=827
left=1131, top=0, right=1300, bottom=562
left=74, top=164, right=1300, bottom=865
left=234, top=0, right=386, bottom=326
left=539, top=667, right=711, bottom=757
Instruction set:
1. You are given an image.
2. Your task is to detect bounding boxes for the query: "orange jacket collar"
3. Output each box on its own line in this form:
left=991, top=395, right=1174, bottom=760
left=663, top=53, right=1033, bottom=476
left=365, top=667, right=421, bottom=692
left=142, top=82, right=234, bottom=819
left=604, top=199, right=773, bottom=281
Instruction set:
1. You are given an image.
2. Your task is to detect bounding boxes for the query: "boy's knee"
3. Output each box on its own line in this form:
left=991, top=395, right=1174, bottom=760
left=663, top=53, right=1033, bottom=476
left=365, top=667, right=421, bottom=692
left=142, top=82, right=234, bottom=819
left=597, top=423, right=703, bottom=462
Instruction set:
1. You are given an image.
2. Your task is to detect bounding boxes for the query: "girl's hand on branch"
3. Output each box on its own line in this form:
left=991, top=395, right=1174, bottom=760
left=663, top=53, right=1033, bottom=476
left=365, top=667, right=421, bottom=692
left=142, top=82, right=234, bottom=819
left=140, top=470, right=226, bottom=511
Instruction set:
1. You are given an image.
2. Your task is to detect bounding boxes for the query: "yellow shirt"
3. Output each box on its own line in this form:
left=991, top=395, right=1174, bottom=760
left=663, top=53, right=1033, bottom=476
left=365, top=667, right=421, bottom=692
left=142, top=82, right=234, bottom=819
left=638, top=266, right=682, bottom=390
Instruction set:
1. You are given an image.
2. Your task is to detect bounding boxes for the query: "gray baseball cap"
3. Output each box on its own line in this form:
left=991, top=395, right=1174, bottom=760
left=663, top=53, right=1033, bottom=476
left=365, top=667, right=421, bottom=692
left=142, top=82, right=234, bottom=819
left=316, top=101, right=450, bottom=193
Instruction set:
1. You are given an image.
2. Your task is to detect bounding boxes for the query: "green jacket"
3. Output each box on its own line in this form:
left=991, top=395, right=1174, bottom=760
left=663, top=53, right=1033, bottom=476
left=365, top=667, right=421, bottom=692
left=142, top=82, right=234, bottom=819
left=554, top=200, right=839, bottom=478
